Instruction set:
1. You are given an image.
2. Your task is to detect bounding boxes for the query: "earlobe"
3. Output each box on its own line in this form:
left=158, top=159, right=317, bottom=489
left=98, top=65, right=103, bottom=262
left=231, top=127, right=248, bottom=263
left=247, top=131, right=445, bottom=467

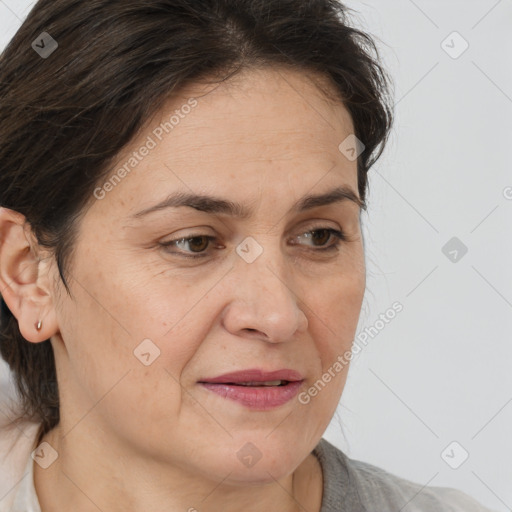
left=0, top=207, right=58, bottom=343
left=16, top=296, right=58, bottom=343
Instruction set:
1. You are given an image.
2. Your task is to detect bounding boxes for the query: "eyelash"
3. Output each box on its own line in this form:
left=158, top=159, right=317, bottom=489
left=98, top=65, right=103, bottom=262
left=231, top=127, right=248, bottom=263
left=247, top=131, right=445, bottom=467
left=159, top=227, right=347, bottom=259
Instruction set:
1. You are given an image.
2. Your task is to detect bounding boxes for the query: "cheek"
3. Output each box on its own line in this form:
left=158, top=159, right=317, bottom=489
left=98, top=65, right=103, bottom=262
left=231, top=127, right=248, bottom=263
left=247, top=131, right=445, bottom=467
left=57, top=277, right=196, bottom=444
left=310, top=266, right=365, bottom=348
left=64, top=236, right=226, bottom=402
left=99, top=368, right=184, bottom=441
left=58, top=247, right=218, bottom=409
left=301, top=269, right=364, bottom=416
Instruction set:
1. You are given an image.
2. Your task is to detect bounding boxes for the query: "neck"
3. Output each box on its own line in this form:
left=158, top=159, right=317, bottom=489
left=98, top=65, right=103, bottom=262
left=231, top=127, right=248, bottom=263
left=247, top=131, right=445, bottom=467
left=33, top=423, right=323, bottom=512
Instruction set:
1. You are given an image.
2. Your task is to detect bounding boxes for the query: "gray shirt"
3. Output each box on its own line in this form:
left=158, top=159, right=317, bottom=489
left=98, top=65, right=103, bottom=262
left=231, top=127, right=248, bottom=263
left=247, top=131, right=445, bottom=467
left=313, top=438, right=498, bottom=511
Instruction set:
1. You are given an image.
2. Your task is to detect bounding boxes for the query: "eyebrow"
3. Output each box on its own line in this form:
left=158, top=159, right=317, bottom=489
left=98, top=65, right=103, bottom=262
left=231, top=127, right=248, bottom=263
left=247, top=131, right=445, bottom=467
left=131, top=185, right=366, bottom=220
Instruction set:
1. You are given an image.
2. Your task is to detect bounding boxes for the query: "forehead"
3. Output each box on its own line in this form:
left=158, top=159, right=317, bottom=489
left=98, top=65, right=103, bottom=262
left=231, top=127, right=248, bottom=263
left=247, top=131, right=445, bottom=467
left=92, top=66, right=358, bottom=217
left=167, top=65, right=354, bottom=150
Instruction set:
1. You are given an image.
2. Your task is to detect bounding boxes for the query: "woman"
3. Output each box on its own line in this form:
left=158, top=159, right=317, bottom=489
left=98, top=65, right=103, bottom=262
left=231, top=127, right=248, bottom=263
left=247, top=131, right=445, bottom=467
left=0, top=1, right=498, bottom=511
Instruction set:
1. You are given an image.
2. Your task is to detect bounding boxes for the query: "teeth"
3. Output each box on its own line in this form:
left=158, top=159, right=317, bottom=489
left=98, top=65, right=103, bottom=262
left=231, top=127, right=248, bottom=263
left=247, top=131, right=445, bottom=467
left=236, top=380, right=284, bottom=386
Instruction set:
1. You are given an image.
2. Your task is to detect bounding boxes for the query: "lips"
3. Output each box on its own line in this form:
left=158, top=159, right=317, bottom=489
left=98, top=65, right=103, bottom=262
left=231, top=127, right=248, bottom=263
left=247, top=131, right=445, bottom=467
left=198, top=368, right=304, bottom=385
left=198, top=368, right=305, bottom=409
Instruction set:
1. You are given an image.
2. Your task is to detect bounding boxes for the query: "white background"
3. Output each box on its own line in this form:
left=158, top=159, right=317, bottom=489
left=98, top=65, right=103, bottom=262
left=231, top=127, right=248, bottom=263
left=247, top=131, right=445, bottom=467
left=0, top=1, right=511, bottom=511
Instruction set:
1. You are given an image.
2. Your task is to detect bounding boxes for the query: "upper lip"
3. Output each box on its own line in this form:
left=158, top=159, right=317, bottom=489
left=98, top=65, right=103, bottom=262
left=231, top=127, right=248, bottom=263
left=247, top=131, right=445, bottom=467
left=198, top=368, right=304, bottom=384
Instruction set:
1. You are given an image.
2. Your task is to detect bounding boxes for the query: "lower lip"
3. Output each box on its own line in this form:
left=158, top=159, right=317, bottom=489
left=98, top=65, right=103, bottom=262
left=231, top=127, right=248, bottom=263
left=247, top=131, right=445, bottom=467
left=199, top=381, right=303, bottom=410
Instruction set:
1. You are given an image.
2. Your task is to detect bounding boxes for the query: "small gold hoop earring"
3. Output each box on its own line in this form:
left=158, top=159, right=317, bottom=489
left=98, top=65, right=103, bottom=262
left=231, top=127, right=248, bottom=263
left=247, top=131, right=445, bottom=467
left=35, top=320, right=42, bottom=331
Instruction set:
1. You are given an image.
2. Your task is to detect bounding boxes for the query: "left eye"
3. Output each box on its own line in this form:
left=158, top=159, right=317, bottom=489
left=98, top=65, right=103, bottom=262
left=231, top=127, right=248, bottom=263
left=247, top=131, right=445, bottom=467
left=160, top=228, right=346, bottom=259
left=292, top=228, right=346, bottom=249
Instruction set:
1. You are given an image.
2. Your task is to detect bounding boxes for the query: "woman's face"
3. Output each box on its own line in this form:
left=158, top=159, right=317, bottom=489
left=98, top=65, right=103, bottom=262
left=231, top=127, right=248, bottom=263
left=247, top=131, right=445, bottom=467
left=48, top=66, right=365, bottom=483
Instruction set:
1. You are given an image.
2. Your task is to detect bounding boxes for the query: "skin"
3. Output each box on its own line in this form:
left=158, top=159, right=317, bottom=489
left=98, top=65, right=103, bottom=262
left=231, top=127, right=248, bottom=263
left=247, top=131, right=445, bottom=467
left=0, top=66, right=366, bottom=512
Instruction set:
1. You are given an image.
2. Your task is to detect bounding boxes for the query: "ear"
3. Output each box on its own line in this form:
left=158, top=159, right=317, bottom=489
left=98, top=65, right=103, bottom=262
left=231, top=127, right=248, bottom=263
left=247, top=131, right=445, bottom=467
left=0, top=207, right=59, bottom=343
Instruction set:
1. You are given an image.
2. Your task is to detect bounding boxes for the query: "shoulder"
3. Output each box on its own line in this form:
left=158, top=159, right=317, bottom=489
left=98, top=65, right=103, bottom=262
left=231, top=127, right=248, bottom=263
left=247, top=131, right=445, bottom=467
left=347, top=457, right=496, bottom=512
left=314, top=438, right=498, bottom=512
left=0, top=411, right=40, bottom=512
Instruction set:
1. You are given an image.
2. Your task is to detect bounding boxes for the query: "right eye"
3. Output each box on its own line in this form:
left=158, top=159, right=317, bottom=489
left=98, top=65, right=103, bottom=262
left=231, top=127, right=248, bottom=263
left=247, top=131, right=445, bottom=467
left=159, top=235, right=220, bottom=259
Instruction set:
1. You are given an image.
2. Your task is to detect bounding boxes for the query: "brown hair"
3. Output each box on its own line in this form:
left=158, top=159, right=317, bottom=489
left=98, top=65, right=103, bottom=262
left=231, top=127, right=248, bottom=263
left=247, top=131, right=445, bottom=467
left=0, top=0, right=393, bottom=447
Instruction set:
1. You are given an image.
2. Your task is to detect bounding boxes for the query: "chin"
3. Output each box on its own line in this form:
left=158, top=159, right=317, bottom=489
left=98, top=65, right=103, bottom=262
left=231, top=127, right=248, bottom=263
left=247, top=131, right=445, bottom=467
left=220, top=464, right=296, bottom=486
left=208, top=440, right=301, bottom=485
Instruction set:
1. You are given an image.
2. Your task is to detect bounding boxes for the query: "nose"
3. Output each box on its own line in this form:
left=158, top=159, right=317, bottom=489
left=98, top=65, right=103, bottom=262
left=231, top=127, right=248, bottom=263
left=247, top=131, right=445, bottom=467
left=221, top=244, right=309, bottom=343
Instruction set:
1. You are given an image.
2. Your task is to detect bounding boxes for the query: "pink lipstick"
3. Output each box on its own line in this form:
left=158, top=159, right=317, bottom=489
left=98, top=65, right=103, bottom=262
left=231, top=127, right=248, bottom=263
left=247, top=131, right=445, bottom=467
left=198, top=368, right=304, bottom=410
